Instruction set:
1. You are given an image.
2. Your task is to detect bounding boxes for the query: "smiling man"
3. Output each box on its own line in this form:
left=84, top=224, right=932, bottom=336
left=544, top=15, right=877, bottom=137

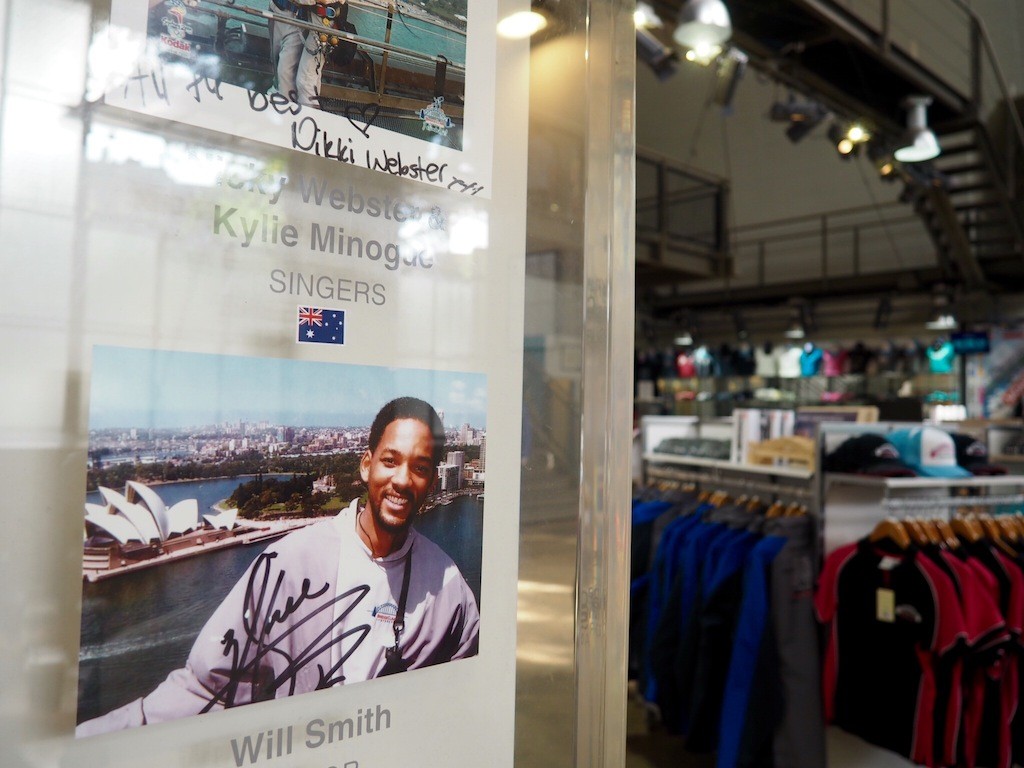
left=78, top=397, right=480, bottom=736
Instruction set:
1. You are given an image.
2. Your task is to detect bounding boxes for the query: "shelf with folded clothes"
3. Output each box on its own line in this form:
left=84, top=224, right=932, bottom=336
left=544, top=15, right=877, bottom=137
left=641, top=372, right=959, bottom=420
left=648, top=371, right=956, bottom=390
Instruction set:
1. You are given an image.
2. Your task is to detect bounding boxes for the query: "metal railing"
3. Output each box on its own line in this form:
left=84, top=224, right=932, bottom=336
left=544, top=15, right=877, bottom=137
left=636, top=149, right=729, bottom=275
left=728, top=201, right=932, bottom=294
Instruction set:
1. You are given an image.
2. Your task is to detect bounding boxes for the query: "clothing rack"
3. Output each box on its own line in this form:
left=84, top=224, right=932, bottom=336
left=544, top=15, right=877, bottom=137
left=645, top=465, right=816, bottom=502
left=882, top=493, right=1024, bottom=511
left=633, top=463, right=825, bottom=768
left=816, top=421, right=1024, bottom=556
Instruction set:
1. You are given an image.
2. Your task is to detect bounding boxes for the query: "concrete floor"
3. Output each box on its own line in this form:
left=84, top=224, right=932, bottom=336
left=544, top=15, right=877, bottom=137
left=625, top=684, right=714, bottom=768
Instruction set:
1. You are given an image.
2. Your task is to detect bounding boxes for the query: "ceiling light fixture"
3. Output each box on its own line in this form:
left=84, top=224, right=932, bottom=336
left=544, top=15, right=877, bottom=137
left=784, top=302, right=811, bottom=339
left=828, top=122, right=870, bottom=157
left=770, top=98, right=830, bottom=143
left=828, top=124, right=856, bottom=157
left=868, top=143, right=897, bottom=180
left=713, top=47, right=747, bottom=111
left=637, top=29, right=680, bottom=80
left=634, top=2, right=661, bottom=29
left=925, top=288, right=957, bottom=330
left=894, top=95, right=941, bottom=163
left=635, top=3, right=679, bottom=81
left=845, top=123, right=870, bottom=144
left=784, top=320, right=806, bottom=340
left=674, top=0, right=732, bottom=51
left=684, top=41, right=723, bottom=65
left=925, top=312, right=957, bottom=331
left=497, top=10, right=548, bottom=39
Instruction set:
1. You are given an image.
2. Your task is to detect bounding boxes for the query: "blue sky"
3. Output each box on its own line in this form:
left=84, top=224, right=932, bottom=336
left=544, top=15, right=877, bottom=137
left=90, top=346, right=487, bottom=430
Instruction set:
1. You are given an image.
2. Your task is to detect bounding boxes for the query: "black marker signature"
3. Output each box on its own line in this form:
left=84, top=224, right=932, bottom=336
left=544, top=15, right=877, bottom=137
left=344, top=103, right=380, bottom=137
left=200, top=551, right=372, bottom=712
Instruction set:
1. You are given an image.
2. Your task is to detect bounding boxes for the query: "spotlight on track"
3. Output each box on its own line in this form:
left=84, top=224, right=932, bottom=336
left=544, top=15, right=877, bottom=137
left=770, top=98, right=830, bottom=143
left=635, top=3, right=679, bottom=81
left=868, top=142, right=897, bottom=180
left=829, top=122, right=871, bottom=158
left=713, top=47, right=747, bottom=111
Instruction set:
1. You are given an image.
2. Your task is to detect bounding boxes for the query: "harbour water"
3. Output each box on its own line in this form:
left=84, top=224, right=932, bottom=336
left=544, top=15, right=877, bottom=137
left=78, top=477, right=483, bottom=723
left=347, top=5, right=467, bottom=65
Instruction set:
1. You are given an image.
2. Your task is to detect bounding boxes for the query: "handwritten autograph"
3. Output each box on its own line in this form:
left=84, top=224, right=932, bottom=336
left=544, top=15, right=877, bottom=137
left=200, top=551, right=371, bottom=712
left=119, top=62, right=486, bottom=194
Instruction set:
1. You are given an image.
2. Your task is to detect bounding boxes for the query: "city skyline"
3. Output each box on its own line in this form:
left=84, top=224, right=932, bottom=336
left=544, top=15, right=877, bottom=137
left=89, top=346, right=488, bottom=430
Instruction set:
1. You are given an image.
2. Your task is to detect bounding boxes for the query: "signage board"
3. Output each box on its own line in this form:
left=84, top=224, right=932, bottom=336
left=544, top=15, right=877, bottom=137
left=951, top=330, right=991, bottom=355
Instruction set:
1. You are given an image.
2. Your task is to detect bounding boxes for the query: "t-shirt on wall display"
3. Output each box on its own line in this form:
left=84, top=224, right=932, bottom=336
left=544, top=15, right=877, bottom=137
left=1, top=0, right=527, bottom=766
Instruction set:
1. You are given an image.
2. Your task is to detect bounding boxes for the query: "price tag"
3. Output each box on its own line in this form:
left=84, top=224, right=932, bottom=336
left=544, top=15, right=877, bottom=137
left=877, top=588, right=896, bottom=623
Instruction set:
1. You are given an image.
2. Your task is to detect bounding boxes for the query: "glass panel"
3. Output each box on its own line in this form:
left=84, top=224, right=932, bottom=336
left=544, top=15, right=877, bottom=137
left=515, top=0, right=635, bottom=766
left=0, top=0, right=634, bottom=765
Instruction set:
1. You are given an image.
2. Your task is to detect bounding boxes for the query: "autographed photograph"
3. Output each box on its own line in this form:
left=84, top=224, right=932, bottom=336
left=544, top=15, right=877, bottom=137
left=143, top=0, right=467, bottom=150
left=77, top=346, right=486, bottom=735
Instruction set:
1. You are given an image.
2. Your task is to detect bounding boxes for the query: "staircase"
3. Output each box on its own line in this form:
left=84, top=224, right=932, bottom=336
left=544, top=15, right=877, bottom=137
left=726, top=0, right=1024, bottom=293
left=919, top=117, right=1024, bottom=289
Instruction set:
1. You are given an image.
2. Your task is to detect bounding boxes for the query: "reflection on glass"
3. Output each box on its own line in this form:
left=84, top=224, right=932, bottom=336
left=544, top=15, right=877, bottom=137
left=137, top=0, right=468, bottom=148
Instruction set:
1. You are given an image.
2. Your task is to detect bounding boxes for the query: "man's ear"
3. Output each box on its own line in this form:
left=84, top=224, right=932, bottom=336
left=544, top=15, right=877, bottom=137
left=359, top=450, right=371, bottom=483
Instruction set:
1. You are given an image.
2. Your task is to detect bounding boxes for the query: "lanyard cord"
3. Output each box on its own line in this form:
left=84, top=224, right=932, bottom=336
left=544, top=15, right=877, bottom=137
left=388, top=552, right=412, bottom=660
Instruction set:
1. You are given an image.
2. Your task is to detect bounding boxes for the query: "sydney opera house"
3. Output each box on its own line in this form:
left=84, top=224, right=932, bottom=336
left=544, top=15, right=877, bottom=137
left=83, top=481, right=245, bottom=581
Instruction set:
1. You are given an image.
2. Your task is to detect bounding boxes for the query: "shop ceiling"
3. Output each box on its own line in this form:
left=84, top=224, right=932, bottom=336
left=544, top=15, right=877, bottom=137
left=634, top=0, right=1024, bottom=336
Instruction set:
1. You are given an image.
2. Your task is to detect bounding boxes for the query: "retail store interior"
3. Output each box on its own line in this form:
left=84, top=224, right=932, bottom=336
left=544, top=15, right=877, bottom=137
left=622, top=1, right=1024, bottom=767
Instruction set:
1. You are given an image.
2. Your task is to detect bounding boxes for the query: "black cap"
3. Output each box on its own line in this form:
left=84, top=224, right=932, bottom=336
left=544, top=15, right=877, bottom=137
left=825, top=434, right=917, bottom=477
left=950, top=433, right=1007, bottom=476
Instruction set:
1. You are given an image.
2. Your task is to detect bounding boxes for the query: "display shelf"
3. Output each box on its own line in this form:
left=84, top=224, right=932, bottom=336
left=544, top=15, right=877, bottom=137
left=824, top=472, right=1024, bottom=490
left=644, top=452, right=815, bottom=480
left=643, top=369, right=959, bottom=419
left=817, top=421, right=1024, bottom=555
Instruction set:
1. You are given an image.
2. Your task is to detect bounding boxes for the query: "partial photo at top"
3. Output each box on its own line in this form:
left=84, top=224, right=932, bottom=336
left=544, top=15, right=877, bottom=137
left=149, top=0, right=467, bottom=149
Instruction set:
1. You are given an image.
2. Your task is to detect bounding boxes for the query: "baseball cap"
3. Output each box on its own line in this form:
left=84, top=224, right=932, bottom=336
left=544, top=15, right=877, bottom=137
left=887, top=427, right=972, bottom=479
left=950, top=432, right=1007, bottom=476
left=824, top=434, right=917, bottom=477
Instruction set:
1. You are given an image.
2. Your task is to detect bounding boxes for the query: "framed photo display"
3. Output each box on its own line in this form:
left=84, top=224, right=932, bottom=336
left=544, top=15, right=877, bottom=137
left=1, top=0, right=530, bottom=766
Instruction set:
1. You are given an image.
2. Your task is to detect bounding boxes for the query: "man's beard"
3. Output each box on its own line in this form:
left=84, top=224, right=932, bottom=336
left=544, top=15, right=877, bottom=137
left=369, top=494, right=416, bottom=534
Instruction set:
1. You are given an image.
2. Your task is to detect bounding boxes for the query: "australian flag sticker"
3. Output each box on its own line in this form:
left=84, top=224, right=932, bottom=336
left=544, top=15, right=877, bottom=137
left=297, top=306, right=345, bottom=345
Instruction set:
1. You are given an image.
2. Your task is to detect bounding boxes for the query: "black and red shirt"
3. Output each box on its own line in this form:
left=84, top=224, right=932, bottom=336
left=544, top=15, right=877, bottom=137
left=816, top=541, right=967, bottom=765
